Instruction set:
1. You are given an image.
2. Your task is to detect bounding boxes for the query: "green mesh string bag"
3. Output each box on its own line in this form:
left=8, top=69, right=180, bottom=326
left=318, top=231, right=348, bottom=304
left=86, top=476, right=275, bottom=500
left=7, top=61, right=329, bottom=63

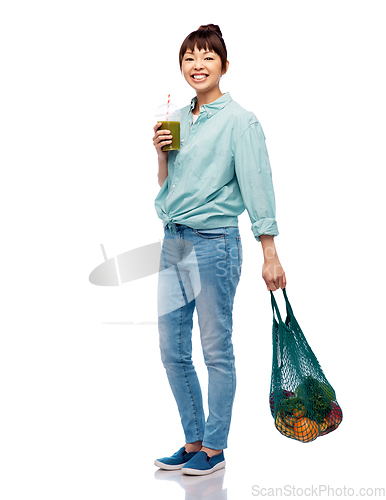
left=269, top=288, right=343, bottom=442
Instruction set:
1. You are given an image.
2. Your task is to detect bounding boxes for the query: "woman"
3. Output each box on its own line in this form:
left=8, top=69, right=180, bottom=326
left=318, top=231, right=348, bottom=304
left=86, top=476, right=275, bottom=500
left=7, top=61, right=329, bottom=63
left=152, top=24, right=286, bottom=476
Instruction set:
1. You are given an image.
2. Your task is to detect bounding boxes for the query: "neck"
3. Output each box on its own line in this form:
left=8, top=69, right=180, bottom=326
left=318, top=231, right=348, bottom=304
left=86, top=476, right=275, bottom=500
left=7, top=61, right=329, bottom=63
left=194, top=87, right=223, bottom=113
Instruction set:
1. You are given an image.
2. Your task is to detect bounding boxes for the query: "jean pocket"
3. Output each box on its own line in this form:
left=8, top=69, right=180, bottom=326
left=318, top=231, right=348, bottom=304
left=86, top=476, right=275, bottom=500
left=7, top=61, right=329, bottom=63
left=236, top=236, right=243, bottom=275
left=193, top=228, right=225, bottom=239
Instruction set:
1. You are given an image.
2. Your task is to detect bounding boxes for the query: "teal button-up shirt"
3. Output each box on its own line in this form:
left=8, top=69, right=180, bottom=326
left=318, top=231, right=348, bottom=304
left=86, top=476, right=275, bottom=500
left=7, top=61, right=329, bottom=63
left=154, top=92, right=279, bottom=242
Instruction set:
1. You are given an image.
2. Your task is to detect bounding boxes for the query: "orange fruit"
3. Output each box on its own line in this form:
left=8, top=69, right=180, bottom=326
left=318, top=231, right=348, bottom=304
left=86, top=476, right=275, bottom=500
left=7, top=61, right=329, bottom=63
left=319, top=419, right=328, bottom=432
left=293, top=417, right=319, bottom=443
left=275, top=414, right=286, bottom=433
left=275, top=414, right=295, bottom=438
left=281, top=412, right=297, bottom=428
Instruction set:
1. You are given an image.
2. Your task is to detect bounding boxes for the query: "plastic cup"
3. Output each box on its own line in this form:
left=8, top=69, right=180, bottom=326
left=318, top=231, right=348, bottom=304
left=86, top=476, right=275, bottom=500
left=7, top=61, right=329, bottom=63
left=155, top=103, right=181, bottom=151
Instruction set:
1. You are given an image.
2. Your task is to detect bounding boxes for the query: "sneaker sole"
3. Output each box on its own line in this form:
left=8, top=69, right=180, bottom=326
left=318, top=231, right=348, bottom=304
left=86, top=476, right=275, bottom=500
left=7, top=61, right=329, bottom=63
left=154, top=459, right=184, bottom=470
left=182, top=459, right=226, bottom=475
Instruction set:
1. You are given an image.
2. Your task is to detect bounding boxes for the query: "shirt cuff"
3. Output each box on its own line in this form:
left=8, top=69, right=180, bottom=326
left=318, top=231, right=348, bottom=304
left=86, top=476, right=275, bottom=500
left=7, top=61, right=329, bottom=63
left=251, top=219, right=279, bottom=242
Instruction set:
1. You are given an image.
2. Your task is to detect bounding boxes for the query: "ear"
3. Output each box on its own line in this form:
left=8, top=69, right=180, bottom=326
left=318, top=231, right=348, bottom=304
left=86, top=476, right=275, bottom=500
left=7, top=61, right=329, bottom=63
left=222, top=60, right=229, bottom=76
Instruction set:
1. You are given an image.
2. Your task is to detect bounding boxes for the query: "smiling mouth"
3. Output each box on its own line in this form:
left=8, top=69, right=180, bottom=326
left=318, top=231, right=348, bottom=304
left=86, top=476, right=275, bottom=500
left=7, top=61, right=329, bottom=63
left=191, top=74, right=209, bottom=81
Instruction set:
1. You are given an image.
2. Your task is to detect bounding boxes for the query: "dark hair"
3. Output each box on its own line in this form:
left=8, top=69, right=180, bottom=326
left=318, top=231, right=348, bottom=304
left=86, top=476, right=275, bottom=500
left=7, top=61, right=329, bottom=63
left=179, top=24, right=228, bottom=72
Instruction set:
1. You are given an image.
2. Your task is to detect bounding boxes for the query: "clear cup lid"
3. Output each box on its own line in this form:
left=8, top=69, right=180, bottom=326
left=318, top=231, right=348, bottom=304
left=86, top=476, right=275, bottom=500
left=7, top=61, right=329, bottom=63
left=155, top=103, right=181, bottom=121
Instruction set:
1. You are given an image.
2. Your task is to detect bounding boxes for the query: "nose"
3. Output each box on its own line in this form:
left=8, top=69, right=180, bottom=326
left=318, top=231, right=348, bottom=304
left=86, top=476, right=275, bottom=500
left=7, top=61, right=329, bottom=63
left=194, top=59, right=204, bottom=70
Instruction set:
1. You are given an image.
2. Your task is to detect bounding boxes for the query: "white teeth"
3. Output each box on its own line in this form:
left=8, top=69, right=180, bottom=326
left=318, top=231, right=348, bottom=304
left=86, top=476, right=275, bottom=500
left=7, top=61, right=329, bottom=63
left=193, top=75, right=208, bottom=80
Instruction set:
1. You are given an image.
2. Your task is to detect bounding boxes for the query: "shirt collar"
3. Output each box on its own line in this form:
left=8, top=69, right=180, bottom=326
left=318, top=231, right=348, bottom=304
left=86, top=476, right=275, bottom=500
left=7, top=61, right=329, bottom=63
left=189, top=92, right=232, bottom=119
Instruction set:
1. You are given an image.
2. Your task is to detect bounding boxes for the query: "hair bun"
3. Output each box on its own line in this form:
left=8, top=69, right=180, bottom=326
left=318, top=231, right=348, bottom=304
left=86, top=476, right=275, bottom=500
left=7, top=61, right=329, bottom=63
left=197, top=24, right=223, bottom=38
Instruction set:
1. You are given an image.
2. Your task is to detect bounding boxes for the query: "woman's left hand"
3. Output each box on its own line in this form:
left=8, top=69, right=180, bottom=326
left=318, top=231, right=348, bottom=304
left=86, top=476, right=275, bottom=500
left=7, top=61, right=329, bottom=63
left=262, top=256, right=286, bottom=291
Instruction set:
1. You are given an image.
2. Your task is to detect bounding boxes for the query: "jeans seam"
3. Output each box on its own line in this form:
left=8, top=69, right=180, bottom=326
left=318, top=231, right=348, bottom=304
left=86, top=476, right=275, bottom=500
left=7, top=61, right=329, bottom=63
left=226, top=233, right=234, bottom=443
left=224, top=229, right=229, bottom=263
left=218, top=230, right=234, bottom=448
left=236, top=236, right=242, bottom=276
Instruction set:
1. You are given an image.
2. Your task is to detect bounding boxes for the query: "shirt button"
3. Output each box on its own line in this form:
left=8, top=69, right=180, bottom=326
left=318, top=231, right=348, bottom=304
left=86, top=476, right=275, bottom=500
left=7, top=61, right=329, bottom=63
left=178, top=162, right=180, bottom=165
left=172, top=184, right=175, bottom=188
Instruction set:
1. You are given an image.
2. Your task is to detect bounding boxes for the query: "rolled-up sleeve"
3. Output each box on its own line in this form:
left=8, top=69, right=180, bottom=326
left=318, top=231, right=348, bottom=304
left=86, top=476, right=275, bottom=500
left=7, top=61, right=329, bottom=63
left=234, top=120, right=279, bottom=242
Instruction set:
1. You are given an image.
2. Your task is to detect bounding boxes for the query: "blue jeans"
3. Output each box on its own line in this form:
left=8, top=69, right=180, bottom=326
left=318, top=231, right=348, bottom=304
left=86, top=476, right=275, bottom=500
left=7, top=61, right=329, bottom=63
left=157, top=225, right=243, bottom=450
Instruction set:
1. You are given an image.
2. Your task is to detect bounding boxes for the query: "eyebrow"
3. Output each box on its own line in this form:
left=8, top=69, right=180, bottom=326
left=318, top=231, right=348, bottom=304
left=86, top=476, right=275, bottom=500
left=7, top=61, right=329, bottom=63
left=185, top=50, right=215, bottom=55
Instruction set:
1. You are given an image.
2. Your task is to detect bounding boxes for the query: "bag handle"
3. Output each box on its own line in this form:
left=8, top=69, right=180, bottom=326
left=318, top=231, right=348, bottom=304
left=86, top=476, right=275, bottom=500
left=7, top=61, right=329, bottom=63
left=282, top=287, right=294, bottom=318
left=270, top=289, right=283, bottom=324
left=270, top=288, right=293, bottom=324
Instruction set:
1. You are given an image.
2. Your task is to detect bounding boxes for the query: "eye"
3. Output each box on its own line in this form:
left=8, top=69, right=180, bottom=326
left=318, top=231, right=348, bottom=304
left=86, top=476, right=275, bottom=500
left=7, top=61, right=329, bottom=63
left=185, top=57, right=194, bottom=61
left=205, top=57, right=214, bottom=60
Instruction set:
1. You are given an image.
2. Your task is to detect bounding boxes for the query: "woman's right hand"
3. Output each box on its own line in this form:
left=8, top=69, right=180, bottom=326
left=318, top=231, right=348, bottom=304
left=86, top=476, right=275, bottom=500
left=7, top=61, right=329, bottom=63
left=153, top=122, right=172, bottom=160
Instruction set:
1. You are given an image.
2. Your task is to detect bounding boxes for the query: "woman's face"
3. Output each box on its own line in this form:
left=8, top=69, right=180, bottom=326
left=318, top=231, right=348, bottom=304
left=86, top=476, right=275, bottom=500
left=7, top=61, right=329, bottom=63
left=181, top=45, right=227, bottom=94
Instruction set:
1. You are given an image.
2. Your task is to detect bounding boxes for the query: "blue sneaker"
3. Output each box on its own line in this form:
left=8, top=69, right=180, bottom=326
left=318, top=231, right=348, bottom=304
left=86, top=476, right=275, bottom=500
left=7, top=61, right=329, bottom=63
left=182, top=450, right=226, bottom=475
left=154, top=446, right=199, bottom=470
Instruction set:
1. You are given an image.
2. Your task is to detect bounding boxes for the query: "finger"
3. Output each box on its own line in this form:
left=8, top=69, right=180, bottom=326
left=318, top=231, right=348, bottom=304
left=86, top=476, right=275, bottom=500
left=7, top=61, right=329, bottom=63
left=265, top=278, right=276, bottom=291
left=153, top=134, right=172, bottom=143
left=276, top=276, right=283, bottom=290
left=153, top=130, right=172, bottom=142
left=156, top=130, right=172, bottom=139
left=277, top=271, right=286, bottom=289
left=153, top=123, right=172, bottom=136
left=154, top=139, right=173, bottom=150
left=153, top=135, right=173, bottom=147
left=263, top=272, right=272, bottom=291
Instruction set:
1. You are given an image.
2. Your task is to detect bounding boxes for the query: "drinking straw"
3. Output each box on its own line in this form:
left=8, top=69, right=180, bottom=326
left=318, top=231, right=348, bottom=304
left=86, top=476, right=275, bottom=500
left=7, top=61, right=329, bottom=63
left=166, top=94, right=170, bottom=121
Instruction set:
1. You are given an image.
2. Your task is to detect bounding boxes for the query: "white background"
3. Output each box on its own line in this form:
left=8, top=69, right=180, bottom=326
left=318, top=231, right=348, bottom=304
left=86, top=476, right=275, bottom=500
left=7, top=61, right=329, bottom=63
left=1, top=1, right=385, bottom=499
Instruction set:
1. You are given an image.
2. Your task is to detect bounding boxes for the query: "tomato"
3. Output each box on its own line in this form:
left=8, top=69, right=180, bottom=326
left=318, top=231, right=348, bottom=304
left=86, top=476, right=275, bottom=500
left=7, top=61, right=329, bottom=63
left=320, top=401, right=343, bottom=435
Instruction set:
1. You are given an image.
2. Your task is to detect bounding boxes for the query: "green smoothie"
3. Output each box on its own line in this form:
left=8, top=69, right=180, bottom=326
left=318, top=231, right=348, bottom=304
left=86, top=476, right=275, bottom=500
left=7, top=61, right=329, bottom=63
left=159, top=121, right=180, bottom=151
